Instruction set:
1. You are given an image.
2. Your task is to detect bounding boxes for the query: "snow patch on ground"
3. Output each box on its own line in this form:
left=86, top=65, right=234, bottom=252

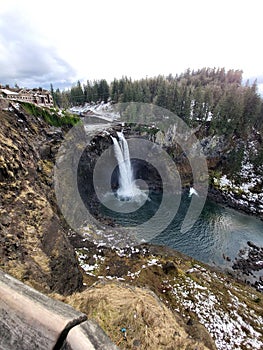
left=213, top=144, right=263, bottom=215
left=147, top=258, right=162, bottom=267
left=76, top=243, right=263, bottom=350
left=69, top=102, right=120, bottom=121
left=76, top=249, right=105, bottom=276
left=172, top=275, right=263, bottom=350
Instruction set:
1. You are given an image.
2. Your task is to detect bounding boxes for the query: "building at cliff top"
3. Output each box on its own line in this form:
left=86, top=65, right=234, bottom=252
left=0, top=86, right=53, bottom=107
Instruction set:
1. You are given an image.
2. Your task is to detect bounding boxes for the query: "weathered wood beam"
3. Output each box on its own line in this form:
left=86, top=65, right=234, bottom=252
left=0, top=270, right=118, bottom=350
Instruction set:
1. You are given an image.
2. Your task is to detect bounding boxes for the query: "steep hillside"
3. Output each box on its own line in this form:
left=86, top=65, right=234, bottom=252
left=56, top=282, right=214, bottom=350
left=0, top=100, right=82, bottom=294
left=63, top=237, right=263, bottom=350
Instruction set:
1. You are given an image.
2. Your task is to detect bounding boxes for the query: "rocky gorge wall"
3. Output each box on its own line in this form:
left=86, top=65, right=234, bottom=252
left=0, top=100, right=83, bottom=294
left=151, top=124, right=263, bottom=219
left=75, top=120, right=263, bottom=229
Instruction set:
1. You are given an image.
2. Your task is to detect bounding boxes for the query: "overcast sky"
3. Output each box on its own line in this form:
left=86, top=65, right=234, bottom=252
left=0, top=0, right=263, bottom=92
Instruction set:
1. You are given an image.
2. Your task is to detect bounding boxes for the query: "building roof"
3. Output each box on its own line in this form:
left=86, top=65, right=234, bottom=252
left=0, top=89, right=19, bottom=95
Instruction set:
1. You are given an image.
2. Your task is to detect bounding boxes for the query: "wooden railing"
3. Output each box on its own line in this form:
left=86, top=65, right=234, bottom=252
left=0, top=270, right=118, bottom=350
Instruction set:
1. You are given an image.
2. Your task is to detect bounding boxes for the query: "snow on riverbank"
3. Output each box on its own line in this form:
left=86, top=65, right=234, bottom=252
left=213, top=144, right=263, bottom=217
left=69, top=101, right=120, bottom=121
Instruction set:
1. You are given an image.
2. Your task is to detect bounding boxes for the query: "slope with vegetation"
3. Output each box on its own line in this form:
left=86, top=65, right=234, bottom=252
left=58, top=237, right=263, bottom=350
left=0, top=99, right=82, bottom=294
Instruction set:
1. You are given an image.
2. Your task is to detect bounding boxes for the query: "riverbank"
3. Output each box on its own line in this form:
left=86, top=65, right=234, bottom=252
left=208, top=186, right=263, bottom=220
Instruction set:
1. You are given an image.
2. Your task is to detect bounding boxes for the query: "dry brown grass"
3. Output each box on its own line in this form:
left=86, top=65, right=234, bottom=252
left=56, top=281, right=211, bottom=350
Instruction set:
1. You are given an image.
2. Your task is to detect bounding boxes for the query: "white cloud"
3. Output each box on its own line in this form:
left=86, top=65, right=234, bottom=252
left=0, top=2, right=77, bottom=88
left=0, top=0, right=263, bottom=88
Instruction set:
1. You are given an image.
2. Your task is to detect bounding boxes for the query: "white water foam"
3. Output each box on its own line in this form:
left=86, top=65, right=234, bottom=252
left=111, top=132, right=147, bottom=203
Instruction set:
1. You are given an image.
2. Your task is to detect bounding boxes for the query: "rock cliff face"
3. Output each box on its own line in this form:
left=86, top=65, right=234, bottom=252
left=1, top=102, right=263, bottom=350
left=0, top=100, right=82, bottom=294
left=134, top=124, right=263, bottom=219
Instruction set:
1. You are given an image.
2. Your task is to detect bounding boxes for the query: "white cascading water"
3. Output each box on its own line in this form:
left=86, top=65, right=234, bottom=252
left=189, top=187, right=199, bottom=197
left=111, top=131, right=135, bottom=200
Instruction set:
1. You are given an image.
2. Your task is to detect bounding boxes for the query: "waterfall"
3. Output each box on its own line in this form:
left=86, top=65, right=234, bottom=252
left=111, top=132, right=135, bottom=200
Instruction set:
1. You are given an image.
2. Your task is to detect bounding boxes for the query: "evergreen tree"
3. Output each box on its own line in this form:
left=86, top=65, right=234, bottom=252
left=61, top=91, right=70, bottom=109
left=98, top=79, right=110, bottom=103
left=54, top=88, right=62, bottom=107
left=84, top=80, right=94, bottom=103
left=58, top=68, right=262, bottom=144
left=110, top=79, right=120, bottom=102
left=155, top=79, right=167, bottom=108
left=242, top=83, right=261, bottom=128
left=70, top=81, right=84, bottom=105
